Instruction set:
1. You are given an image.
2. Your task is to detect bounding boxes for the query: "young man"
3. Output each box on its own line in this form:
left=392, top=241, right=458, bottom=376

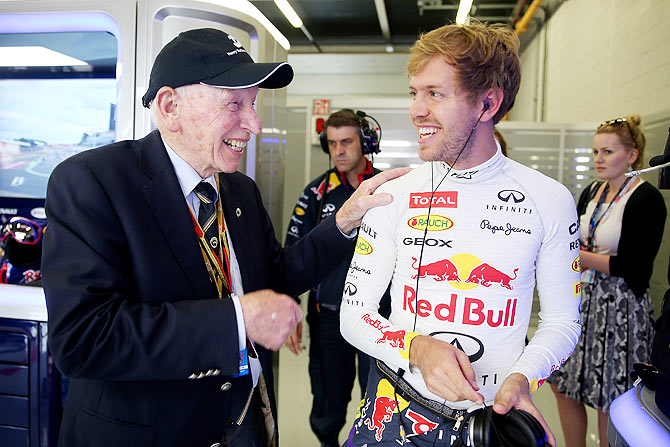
left=340, top=23, right=581, bottom=446
left=285, top=109, right=390, bottom=447
left=42, top=29, right=406, bottom=447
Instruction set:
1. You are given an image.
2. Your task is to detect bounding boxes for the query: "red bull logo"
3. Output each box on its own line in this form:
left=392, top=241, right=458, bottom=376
left=464, top=263, right=518, bottom=290
left=403, top=285, right=517, bottom=327
left=409, top=191, right=458, bottom=208
left=361, top=313, right=389, bottom=332
left=407, top=214, right=453, bottom=231
left=376, top=329, right=406, bottom=349
left=411, top=257, right=460, bottom=282
left=574, top=281, right=582, bottom=296
left=365, top=396, right=397, bottom=441
left=412, top=253, right=518, bottom=291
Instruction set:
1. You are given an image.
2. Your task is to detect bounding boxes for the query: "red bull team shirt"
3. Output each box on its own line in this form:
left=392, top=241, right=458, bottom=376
left=340, top=148, right=582, bottom=409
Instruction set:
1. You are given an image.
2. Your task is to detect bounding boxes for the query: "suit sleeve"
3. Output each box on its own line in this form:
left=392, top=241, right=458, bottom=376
left=340, top=187, right=419, bottom=372
left=43, top=158, right=241, bottom=381
left=507, top=185, right=582, bottom=392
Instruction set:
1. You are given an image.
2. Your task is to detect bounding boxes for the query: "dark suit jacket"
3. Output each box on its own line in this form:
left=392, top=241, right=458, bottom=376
left=42, top=130, right=354, bottom=447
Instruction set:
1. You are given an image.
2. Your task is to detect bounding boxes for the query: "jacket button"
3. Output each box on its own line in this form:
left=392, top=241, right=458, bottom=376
left=220, top=382, right=232, bottom=391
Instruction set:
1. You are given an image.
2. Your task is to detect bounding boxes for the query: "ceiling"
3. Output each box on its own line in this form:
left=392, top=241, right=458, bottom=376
left=249, top=0, right=528, bottom=53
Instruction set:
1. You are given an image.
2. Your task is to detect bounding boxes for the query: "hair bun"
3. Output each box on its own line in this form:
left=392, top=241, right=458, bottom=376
left=627, top=114, right=642, bottom=126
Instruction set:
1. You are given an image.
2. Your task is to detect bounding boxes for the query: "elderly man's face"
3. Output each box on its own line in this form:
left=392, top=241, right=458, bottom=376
left=176, top=84, right=261, bottom=178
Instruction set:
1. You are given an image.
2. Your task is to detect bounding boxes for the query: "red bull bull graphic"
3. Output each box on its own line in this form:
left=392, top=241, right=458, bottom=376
left=407, top=214, right=454, bottom=231
left=411, top=257, right=460, bottom=282
left=574, top=281, right=582, bottom=296
left=376, top=329, right=406, bottom=349
left=365, top=396, right=397, bottom=441
left=310, top=172, right=340, bottom=200
left=409, top=191, right=458, bottom=208
left=464, top=263, right=518, bottom=290
left=403, top=285, right=518, bottom=328
left=411, top=253, right=518, bottom=291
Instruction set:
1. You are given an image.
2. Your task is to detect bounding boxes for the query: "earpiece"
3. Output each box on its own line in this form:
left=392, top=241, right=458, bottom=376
left=483, top=100, right=491, bottom=111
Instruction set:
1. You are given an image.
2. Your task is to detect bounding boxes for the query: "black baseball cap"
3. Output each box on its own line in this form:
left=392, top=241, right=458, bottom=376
left=142, top=28, right=294, bottom=108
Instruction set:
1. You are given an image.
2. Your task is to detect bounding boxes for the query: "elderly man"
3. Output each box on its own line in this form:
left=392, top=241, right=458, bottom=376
left=43, top=28, right=404, bottom=447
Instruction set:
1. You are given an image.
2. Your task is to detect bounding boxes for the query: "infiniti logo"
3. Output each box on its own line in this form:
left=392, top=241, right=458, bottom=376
left=344, top=282, right=358, bottom=296
left=498, top=189, right=525, bottom=203
left=430, top=331, right=484, bottom=363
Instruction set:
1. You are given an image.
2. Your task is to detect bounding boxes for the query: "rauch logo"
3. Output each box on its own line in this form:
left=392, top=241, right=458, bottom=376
left=355, top=237, right=373, bottom=255
left=407, top=215, right=454, bottom=231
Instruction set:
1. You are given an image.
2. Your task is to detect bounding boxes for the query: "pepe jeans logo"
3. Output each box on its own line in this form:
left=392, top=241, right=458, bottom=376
left=497, top=189, right=525, bottom=203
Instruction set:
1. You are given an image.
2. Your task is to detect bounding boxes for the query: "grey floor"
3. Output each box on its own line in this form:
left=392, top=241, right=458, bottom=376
left=276, top=300, right=601, bottom=447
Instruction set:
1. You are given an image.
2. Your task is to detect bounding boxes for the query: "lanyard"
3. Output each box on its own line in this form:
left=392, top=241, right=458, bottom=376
left=189, top=174, right=232, bottom=299
left=586, top=177, right=633, bottom=250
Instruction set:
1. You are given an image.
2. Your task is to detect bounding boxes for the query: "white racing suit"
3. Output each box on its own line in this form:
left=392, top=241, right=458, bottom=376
left=340, top=149, right=582, bottom=444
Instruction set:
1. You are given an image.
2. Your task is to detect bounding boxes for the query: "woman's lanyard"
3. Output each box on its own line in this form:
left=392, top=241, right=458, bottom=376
left=586, top=177, right=633, bottom=250
left=189, top=174, right=232, bottom=299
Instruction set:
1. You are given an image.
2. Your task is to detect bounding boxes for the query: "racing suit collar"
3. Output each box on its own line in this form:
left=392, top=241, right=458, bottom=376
left=437, top=144, right=505, bottom=184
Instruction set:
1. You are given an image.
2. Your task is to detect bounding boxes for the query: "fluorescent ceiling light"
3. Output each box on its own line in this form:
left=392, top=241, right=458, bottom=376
left=274, top=0, right=303, bottom=28
left=0, top=46, right=88, bottom=67
left=456, top=0, right=474, bottom=25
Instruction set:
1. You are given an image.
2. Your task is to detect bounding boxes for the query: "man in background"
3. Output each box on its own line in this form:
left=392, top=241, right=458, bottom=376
left=285, top=109, right=390, bottom=447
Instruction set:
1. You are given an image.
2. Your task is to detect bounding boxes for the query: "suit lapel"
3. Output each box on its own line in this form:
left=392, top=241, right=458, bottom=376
left=138, top=131, right=214, bottom=298
left=217, top=174, right=255, bottom=293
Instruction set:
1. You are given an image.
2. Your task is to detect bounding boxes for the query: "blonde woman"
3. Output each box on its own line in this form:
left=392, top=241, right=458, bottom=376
left=550, top=115, right=667, bottom=447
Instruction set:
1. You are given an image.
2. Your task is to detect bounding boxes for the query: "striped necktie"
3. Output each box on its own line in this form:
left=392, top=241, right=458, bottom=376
left=194, top=182, right=219, bottom=251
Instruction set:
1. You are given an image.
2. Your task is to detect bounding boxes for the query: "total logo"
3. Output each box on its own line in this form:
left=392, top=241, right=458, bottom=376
left=409, top=191, right=457, bottom=209
left=411, top=253, right=518, bottom=291
left=407, top=214, right=454, bottom=232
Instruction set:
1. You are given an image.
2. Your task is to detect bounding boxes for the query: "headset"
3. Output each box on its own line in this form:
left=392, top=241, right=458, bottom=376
left=319, top=109, right=381, bottom=155
left=466, top=406, right=550, bottom=447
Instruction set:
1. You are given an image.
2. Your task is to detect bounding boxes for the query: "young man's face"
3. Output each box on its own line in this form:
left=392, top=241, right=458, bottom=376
left=409, top=56, right=481, bottom=164
left=325, top=125, right=366, bottom=175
